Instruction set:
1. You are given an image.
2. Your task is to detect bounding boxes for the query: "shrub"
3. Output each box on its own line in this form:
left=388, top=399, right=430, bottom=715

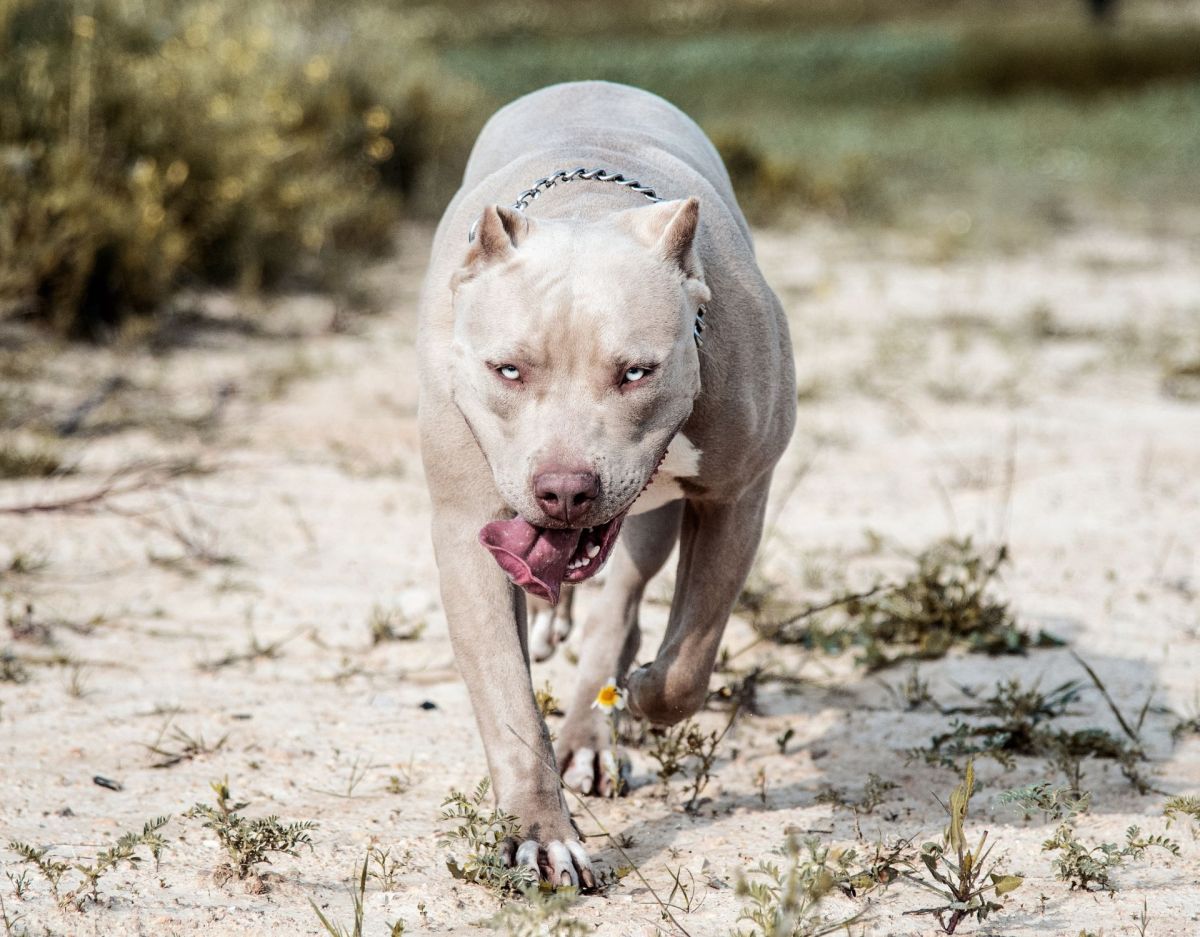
left=0, top=0, right=457, bottom=338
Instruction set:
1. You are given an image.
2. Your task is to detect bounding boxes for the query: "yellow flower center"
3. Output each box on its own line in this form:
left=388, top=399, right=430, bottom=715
left=596, top=685, right=618, bottom=707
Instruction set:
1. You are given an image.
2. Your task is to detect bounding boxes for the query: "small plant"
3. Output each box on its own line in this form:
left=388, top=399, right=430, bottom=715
left=184, top=779, right=316, bottom=886
left=910, top=676, right=1150, bottom=792
left=145, top=722, right=228, bottom=768
left=591, top=677, right=628, bottom=797
left=815, top=774, right=899, bottom=816
left=309, top=848, right=405, bottom=937
left=366, top=844, right=409, bottom=891
left=1042, top=823, right=1179, bottom=891
left=9, top=816, right=170, bottom=910
left=903, top=761, right=1023, bottom=934
left=0, top=648, right=28, bottom=684
left=1163, top=794, right=1200, bottom=831
left=645, top=705, right=740, bottom=813
left=439, top=778, right=535, bottom=895
left=734, top=833, right=863, bottom=937
left=884, top=667, right=935, bottom=710
left=997, top=782, right=1091, bottom=822
left=487, top=887, right=588, bottom=937
left=535, top=681, right=563, bottom=718
left=751, top=539, right=1061, bottom=671
left=368, top=605, right=425, bottom=645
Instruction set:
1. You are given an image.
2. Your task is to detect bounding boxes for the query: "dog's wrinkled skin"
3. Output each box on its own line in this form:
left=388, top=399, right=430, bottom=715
left=417, top=81, right=795, bottom=888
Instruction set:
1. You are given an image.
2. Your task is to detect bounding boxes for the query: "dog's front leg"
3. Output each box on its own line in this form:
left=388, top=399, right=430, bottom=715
left=626, top=478, right=771, bottom=725
left=430, top=509, right=594, bottom=889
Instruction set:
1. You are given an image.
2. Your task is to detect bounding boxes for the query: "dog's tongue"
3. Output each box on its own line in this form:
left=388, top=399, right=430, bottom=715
left=479, top=518, right=582, bottom=605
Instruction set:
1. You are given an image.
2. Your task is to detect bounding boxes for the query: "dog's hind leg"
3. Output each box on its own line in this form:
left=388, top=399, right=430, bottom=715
left=556, top=499, right=682, bottom=796
left=626, top=478, right=771, bottom=726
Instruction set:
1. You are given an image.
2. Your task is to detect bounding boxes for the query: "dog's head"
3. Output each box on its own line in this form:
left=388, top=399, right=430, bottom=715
left=449, top=197, right=709, bottom=530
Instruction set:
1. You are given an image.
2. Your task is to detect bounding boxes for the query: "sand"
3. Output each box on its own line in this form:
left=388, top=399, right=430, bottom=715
left=2, top=220, right=1198, bottom=936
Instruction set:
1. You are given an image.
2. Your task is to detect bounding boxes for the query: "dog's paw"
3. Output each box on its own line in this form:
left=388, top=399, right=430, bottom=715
left=501, top=837, right=595, bottom=890
left=559, top=745, right=631, bottom=798
left=529, top=602, right=574, bottom=663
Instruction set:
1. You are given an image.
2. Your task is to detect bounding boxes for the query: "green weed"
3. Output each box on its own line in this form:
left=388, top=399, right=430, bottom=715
left=486, top=887, right=588, bottom=937
left=309, top=848, right=406, bottom=937
left=184, top=778, right=316, bottom=886
left=1042, top=823, right=1178, bottom=892
left=8, top=816, right=169, bottom=911
left=368, top=604, right=425, bottom=645
left=734, top=833, right=863, bottom=937
left=904, top=761, right=1022, bottom=934
left=645, top=705, right=739, bottom=813
left=909, top=676, right=1151, bottom=792
left=439, top=778, right=536, bottom=895
left=752, top=540, right=1060, bottom=671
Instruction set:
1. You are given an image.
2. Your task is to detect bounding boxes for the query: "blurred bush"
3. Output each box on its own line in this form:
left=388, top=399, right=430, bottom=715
left=0, top=0, right=468, bottom=338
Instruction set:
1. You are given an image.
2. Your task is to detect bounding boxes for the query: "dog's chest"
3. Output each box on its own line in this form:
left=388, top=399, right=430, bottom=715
left=629, top=434, right=701, bottom=515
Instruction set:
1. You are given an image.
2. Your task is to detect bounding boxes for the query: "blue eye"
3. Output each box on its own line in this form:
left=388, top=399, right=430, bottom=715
left=498, top=365, right=521, bottom=381
left=623, top=366, right=648, bottom=384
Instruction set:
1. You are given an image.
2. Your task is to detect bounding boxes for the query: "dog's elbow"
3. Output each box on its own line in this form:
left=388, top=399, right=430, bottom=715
left=626, top=665, right=708, bottom=726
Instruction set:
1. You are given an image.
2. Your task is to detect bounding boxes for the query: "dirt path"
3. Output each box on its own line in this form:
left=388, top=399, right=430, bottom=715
left=2, top=222, right=1199, bottom=936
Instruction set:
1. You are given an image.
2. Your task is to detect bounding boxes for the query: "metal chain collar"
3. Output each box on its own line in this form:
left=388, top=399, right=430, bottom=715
left=467, top=166, right=707, bottom=347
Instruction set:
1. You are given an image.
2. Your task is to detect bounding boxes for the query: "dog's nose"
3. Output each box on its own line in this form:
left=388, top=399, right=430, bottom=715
left=533, top=470, right=600, bottom=524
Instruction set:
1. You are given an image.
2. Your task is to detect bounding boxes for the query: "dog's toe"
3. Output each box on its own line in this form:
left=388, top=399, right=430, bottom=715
left=508, top=838, right=594, bottom=890
left=561, top=745, right=630, bottom=797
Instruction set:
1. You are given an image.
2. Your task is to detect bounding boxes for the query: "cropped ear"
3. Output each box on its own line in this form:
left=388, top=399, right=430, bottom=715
left=619, top=197, right=704, bottom=281
left=451, top=205, right=532, bottom=291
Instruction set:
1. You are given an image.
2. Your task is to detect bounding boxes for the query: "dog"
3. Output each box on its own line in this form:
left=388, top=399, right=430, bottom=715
left=417, top=81, right=795, bottom=888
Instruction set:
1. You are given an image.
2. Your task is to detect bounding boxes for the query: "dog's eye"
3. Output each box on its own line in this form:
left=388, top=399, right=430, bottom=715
left=497, top=364, right=521, bottom=381
left=622, top=366, right=650, bottom=385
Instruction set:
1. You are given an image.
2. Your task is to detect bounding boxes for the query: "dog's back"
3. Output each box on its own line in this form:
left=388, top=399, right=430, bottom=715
left=458, top=81, right=750, bottom=242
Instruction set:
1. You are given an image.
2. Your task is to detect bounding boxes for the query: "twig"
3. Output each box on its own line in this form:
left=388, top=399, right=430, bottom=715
left=726, top=583, right=889, bottom=663
left=55, top=376, right=127, bottom=436
left=0, top=460, right=199, bottom=515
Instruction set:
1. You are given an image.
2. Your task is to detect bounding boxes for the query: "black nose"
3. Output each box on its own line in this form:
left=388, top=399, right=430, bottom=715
left=533, top=470, right=600, bottom=524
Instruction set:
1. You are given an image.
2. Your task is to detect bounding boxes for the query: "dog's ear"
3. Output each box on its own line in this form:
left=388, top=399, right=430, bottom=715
left=452, top=205, right=532, bottom=290
left=620, top=197, right=703, bottom=280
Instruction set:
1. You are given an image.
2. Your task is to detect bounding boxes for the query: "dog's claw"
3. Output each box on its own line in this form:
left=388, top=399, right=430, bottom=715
left=507, top=837, right=594, bottom=890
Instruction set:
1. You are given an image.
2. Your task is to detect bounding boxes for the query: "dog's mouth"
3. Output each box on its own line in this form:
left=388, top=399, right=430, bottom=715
left=478, top=512, right=627, bottom=606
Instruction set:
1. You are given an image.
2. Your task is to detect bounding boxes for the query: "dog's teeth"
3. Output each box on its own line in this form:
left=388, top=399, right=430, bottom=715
left=587, top=544, right=600, bottom=558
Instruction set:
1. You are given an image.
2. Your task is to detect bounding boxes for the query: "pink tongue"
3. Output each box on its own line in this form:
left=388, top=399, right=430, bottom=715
left=479, top=518, right=582, bottom=605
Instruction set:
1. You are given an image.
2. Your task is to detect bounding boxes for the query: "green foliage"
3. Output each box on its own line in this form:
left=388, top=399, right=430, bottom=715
left=754, top=539, right=1060, bottom=671
left=1042, top=823, right=1179, bottom=892
left=0, top=647, right=29, bottom=684
left=734, top=833, right=863, bottom=937
left=1163, top=795, right=1200, bottom=830
left=310, top=848, right=404, bottom=937
left=645, top=706, right=738, bottom=813
left=815, top=774, right=899, bottom=816
left=0, top=0, right=454, bottom=337
left=909, top=677, right=1150, bottom=792
left=998, top=782, right=1091, bottom=822
left=905, top=761, right=1022, bottom=934
left=438, top=778, right=536, bottom=895
left=9, top=816, right=170, bottom=910
left=486, top=887, right=588, bottom=937
left=368, top=604, right=425, bottom=645
left=184, top=778, right=316, bottom=882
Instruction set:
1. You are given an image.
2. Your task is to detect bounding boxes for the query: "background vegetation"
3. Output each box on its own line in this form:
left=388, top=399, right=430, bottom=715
left=2, top=0, right=1198, bottom=337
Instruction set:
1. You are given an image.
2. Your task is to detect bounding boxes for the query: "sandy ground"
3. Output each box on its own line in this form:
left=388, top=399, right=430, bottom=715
left=2, top=220, right=1199, bottom=937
